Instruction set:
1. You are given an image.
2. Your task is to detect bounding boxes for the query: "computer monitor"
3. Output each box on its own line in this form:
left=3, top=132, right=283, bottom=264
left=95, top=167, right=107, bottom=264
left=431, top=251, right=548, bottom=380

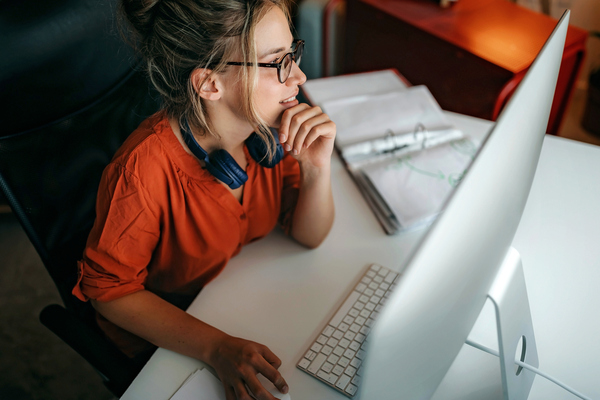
left=359, top=11, right=570, bottom=399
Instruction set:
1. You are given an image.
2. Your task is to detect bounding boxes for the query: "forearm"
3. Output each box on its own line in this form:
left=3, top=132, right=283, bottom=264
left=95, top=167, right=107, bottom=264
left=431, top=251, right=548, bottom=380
left=290, top=161, right=335, bottom=248
left=91, top=290, right=225, bottom=363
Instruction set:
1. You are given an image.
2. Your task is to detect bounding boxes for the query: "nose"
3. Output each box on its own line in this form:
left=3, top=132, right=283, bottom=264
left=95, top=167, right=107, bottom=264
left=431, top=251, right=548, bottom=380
left=287, top=60, right=306, bottom=86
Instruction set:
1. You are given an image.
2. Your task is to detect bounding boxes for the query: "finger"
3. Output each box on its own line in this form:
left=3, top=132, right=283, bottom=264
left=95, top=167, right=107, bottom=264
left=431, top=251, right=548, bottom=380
left=224, top=384, right=237, bottom=400
left=256, top=351, right=288, bottom=394
left=259, top=345, right=282, bottom=369
left=283, top=106, right=323, bottom=152
left=244, top=375, right=277, bottom=400
left=290, top=113, right=332, bottom=154
left=303, top=120, right=337, bottom=149
left=279, top=103, right=310, bottom=143
left=233, top=381, right=253, bottom=400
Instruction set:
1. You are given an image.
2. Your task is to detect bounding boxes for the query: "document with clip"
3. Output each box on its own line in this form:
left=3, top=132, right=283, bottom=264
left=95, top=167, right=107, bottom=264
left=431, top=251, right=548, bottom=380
left=302, top=70, right=477, bottom=234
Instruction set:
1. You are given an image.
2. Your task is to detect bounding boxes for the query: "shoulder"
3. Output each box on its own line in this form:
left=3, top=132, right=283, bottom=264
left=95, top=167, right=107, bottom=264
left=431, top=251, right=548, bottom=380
left=108, top=111, right=177, bottom=180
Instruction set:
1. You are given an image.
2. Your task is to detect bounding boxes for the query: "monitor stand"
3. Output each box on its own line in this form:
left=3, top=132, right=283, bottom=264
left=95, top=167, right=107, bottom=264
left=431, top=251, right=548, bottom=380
left=487, top=247, right=539, bottom=400
left=431, top=247, right=539, bottom=400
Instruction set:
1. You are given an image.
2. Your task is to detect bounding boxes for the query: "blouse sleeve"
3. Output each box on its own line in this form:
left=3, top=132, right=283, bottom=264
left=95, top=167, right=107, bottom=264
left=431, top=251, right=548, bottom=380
left=278, top=152, right=301, bottom=234
left=73, top=163, right=161, bottom=302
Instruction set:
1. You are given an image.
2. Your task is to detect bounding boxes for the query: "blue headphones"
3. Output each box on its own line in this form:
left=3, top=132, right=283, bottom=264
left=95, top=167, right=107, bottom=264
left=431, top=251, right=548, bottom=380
left=180, top=118, right=284, bottom=189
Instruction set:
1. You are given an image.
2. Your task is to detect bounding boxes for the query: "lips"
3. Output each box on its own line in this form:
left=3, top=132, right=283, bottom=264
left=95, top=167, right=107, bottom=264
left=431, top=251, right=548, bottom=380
left=280, top=95, right=297, bottom=104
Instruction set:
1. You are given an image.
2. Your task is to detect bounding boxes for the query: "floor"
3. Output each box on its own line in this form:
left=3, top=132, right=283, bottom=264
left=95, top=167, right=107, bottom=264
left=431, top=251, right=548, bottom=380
left=0, top=86, right=599, bottom=400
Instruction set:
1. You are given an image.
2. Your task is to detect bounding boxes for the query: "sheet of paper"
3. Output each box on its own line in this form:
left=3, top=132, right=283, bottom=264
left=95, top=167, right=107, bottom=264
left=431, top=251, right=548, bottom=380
left=302, top=69, right=408, bottom=106
left=169, top=368, right=225, bottom=400
left=361, top=138, right=477, bottom=229
left=322, top=86, right=453, bottom=147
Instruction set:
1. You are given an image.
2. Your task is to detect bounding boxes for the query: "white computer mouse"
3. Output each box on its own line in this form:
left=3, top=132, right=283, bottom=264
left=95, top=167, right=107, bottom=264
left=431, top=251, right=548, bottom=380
left=254, top=374, right=291, bottom=400
left=266, top=385, right=291, bottom=400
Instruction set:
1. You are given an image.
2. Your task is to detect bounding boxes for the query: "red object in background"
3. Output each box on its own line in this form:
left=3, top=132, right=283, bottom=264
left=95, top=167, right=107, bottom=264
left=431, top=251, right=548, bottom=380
left=343, top=0, right=588, bottom=135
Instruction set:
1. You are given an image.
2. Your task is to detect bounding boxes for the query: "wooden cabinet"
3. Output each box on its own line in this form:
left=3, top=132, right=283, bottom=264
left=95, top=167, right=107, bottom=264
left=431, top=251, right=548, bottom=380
left=343, top=0, right=588, bottom=134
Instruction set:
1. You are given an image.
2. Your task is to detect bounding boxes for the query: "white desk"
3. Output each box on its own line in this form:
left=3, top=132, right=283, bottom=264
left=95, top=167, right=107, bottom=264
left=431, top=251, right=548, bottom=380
left=121, top=113, right=600, bottom=400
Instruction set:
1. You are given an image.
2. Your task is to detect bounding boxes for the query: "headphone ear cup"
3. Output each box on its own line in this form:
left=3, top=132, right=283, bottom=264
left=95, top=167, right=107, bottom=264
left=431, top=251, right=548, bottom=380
left=246, top=130, right=284, bottom=168
left=207, top=150, right=248, bottom=190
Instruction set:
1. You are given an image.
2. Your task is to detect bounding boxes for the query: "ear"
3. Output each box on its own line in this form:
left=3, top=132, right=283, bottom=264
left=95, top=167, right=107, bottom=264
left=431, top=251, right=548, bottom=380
left=190, top=68, right=222, bottom=101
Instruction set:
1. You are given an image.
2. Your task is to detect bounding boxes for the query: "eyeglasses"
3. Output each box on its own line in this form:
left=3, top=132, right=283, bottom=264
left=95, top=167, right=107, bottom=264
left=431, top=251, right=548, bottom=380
left=226, top=39, right=304, bottom=84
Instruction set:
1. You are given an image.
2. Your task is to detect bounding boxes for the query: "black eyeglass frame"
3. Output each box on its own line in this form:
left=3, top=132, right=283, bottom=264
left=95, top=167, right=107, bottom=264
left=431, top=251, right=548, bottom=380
left=226, top=39, right=304, bottom=84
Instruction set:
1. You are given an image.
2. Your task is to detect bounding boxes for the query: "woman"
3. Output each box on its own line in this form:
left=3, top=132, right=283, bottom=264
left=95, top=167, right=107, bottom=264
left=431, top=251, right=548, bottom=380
left=72, top=0, right=336, bottom=399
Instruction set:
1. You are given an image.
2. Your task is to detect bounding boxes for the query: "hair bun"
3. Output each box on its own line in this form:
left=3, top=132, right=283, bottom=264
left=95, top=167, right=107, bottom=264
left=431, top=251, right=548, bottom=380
left=120, top=0, right=161, bottom=37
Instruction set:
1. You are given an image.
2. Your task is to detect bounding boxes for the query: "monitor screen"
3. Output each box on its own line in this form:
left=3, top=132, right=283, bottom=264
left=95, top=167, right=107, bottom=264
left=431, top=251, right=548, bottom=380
left=359, top=11, right=570, bottom=399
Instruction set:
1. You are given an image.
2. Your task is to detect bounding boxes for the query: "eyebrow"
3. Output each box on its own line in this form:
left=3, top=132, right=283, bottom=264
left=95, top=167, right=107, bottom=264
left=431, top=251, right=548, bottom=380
left=259, top=40, right=294, bottom=59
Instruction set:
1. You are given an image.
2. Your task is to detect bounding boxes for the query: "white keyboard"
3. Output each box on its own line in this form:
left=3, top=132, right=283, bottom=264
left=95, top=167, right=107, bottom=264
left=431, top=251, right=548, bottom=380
left=296, top=264, right=400, bottom=397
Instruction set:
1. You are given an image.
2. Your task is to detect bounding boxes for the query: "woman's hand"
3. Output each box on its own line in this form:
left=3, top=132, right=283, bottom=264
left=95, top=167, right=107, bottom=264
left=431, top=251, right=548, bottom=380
left=209, top=333, right=289, bottom=400
left=278, top=103, right=336, bottom=169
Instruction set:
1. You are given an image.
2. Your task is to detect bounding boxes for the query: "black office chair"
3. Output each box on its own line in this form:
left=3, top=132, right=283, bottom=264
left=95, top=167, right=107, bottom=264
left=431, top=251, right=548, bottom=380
left=0, top=0, right=161, bottom=395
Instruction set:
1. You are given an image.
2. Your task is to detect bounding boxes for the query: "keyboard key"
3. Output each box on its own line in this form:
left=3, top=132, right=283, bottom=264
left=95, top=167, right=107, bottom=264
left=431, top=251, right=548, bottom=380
left=356, top=283, right=367, bottom=293
left=338, top=357, right=350, bottom=367
left=333, top=330, right=344, bottom=340
left=351, top=375, right=361, bottom=386
left=361, top=276, right=371, bottom=285
left=366, top=270, right=376, bottom=278
left=355, top=316, right=366, bottom=325
left=328, top=374, right=338, bottom=385
left=385, top=271, right=398, bottom=283
left=364, top=288, right=374, bottom=297
left=360, top=309, right=371, bottom=318
left=308, top=353, right=327, bottom=374
left=354, top=301, right=365, bottom=310
left=349, top=341, right=361, bottom=351
left=350, top=357, right=362, bottom=368
left=375, top=288, right=385, bottom=297
left=326, top=337, right=339, bottom=348
left=371, top=295, right=381, bottom=304
left=365, top=318, right=374, bottom=327
left=310, top=343, right=322, bottom=353
left=365, top=302, right=376, bottom=311
left=330, top=291, right=360, bottom=328
left=357, top=349, right=366, bottom=359
left=378, top=267, right=388, bottom=277
left=375, top=304, right=383, bottom=312
left=343, top=315, right=354, bottom=325
left=333, top=346, right=345, bottom=356
left=373, top=275, right=384, bottom=283
left=346, top=383, right=358, bottom=395
left=322, top=345, right=333, bottom=355
left=339, top=338, right=350, bottom=348
left=321, top=362, right=333, bottom=373
left=332, top=365, right=344, bottom=376
left=317, top=370, right=330, bottom=382
left=359, top=294, right=369, bottom=303
left=359, top=326, right=370, bottom=335
left=336, top=374, right=351, bottom=390
left=349, top=323, right=361, bottom=333
left=323, top=326, right=335, bottom=337
left=304, top=350, right=316, bottom=361
left=298, top=358, right=311, bottom=369
left=370, top=264, right=381, bottom=272
left=338, top=322, right=349, bottom=332
left=344, top=331, right=356, bottom=341
left=345, top=366, right=357, bottom=376
left=344, top=349, right=356, bottom=360
left=355, top=333, right=366, bottom=343
left=317, top=335, right=328, bottom=345
left=349, top=308, right=360, bottom=318
left=368, top=282, right=378, bottom=290
left=327, top=354, right=340, bottom=365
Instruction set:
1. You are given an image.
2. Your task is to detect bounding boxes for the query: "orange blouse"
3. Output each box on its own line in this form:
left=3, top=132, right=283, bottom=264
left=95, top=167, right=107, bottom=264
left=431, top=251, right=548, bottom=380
left=73, top=112, right=300, bottom=356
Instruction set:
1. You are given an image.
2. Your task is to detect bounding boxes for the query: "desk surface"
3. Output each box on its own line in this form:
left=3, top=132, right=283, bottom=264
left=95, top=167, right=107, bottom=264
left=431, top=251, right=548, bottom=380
left=121, top=113, right=600, bottom=400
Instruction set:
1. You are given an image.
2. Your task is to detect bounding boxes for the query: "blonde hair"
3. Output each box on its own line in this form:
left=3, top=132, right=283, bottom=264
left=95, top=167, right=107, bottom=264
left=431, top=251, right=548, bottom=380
left=120, top=0, right=292, bottom=161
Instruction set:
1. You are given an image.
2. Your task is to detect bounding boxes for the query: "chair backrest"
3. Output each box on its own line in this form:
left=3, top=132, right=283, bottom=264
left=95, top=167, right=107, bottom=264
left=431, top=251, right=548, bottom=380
left=0, top=0, right=161, bottom=320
